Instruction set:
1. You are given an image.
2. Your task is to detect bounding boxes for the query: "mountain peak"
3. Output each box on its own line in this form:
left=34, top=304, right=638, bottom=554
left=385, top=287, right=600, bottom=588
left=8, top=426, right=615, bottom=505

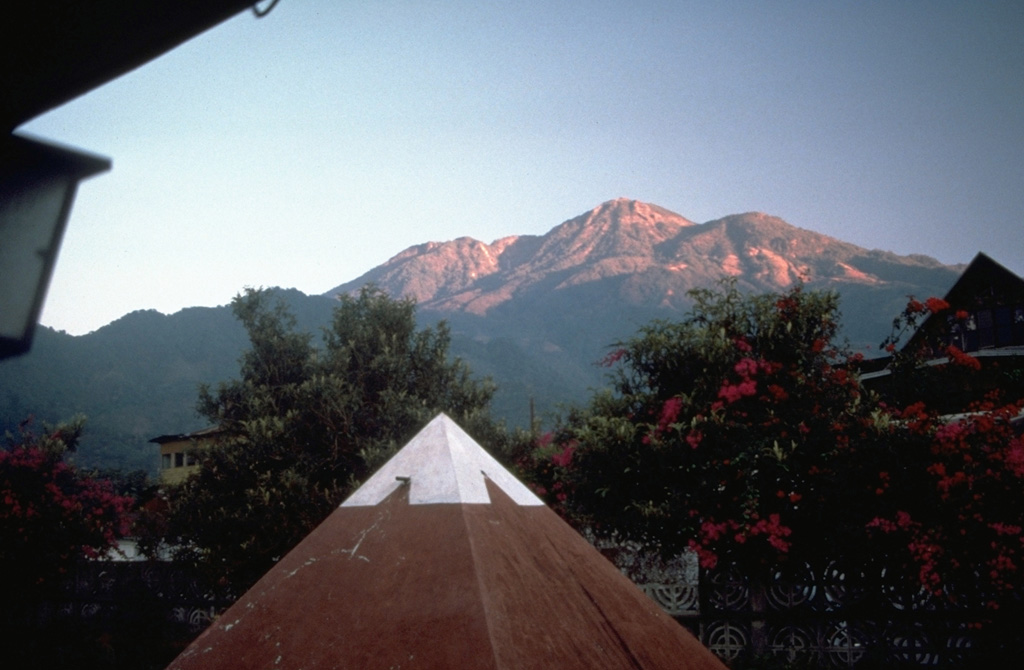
left=584, top=198, right=695, bottom=230
left=492, top=199, right=686, bottom=280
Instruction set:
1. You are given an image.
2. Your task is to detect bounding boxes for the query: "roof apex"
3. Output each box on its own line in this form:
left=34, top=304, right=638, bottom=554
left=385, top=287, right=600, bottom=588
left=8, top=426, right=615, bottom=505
left=341, top=413, right=544, bottom=507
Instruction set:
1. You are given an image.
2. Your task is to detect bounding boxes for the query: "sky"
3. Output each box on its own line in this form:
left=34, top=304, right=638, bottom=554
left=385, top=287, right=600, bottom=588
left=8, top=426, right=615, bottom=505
left=20, top=0, right=1024, bottom=335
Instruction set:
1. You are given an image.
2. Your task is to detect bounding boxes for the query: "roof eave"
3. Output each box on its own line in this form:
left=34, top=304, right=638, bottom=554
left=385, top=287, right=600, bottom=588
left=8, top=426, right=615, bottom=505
left=2, top=1, right=257, bottom=132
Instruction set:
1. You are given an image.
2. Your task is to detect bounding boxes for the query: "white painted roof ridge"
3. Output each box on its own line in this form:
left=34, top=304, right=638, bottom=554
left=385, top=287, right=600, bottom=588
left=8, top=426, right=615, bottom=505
left=341, top=413, right=544, bottom=507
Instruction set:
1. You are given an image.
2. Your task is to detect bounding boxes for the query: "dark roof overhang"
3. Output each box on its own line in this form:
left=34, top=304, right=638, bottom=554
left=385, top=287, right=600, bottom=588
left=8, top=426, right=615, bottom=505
left=149, top=426, right=224, bottom=444
left=2, top=1, right=259, bottom=133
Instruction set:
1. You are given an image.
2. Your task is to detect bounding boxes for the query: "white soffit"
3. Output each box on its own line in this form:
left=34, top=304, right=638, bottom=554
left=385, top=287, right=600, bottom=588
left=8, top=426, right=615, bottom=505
left=341, top=413, right=544, bottom=507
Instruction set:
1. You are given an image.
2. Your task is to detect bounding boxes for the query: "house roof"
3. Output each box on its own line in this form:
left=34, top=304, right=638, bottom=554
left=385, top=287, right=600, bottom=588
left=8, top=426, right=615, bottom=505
left=859, top=252, right=1024, bottom=377
left=148, top=426, right=224, bottom=445
left=903, top=252, right=1024, bottom=353
left=166, top=414, right=726, bottom=670
left=937, top=252, right=1024, bottom=308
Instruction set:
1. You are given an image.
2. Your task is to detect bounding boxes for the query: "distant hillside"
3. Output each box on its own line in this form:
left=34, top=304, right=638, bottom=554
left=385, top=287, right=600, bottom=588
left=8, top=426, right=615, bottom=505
left=2, top=199, right=965, bottom=474
left=0, top=291, right=337, bottom=474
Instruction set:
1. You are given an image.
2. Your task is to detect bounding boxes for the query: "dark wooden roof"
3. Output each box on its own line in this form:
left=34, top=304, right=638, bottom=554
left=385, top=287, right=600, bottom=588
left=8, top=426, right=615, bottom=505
left=167, top=415, right=725, bottom=669
left=859, top=252, right=1024, bottom=371
left=148, top=426, right=224, bottom=445
left=904, top=252, right=1024, bottom=353
left=940, top=253, right=1024, bottom=308
left=2, top=1, right=255, bottom=132
left=169, top=481, right=724, bottom=669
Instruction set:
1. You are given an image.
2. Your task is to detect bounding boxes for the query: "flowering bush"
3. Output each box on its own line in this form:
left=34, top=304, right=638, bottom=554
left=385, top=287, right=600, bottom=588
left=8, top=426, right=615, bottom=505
left=520, top=283, right=1024, bottom=610
left=521, top=282, right=876, bottom=569
left=0, top=418, right=133, bottom=596
left=865, top=397, right=1024, bottom=607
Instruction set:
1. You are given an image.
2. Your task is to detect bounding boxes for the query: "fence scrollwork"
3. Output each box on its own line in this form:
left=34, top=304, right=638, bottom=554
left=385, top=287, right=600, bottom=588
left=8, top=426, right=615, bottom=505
left=634, top=555, right=1021, bottom=667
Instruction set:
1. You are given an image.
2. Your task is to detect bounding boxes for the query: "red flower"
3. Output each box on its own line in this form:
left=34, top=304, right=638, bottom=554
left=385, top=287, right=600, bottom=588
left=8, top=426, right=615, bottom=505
left=1004, top=438, right=1024, bottom=477
left=656, top=397, right=683, bottom=433
left=600, top=348, right=627, bottom=367
left=718, top=379, right=758, bottom=404
left=688, top=539, right=719, bottom=570
left=925, top=297, right=950, bottom=314
left=900, top=402, right=930, bottom=422
left=946, top=345, right=981, bottom=370
left=749, top=513, right=793, bottom=553
left=550, top=443, right=575, bottom=468
left=775, top=297, right=798, bottom=313
left=989, top=522, right=1022, bottom=536
left=734, top=357, right=760, bottom=377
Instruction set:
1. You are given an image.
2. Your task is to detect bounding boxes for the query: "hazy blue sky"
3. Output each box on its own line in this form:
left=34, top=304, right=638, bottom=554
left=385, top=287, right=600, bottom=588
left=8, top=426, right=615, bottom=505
left=20, top=0, right=1024, bottom=335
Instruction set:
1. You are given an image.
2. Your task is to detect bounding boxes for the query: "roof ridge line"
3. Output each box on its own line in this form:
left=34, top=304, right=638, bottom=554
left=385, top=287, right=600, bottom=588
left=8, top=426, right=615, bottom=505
left=459, top=485, right=504, bottom=670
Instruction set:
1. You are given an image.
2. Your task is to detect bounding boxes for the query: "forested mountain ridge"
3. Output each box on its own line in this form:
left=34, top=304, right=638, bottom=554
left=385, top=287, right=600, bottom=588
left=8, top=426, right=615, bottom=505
left=0, top=292, right=338, bottom=473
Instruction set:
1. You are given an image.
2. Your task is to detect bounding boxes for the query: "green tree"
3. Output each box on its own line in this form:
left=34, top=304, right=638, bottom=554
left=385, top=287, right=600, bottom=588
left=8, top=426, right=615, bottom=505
left=163, top=287, right=498, bottom=592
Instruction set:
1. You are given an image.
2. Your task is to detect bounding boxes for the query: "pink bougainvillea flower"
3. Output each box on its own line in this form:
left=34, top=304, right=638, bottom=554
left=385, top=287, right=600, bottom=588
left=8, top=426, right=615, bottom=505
left=734, top=357, right=760, bottom=377
left=925, top=297, right=950, bottom=314
left=946, top=345, right=981, bottom=370
left=656, top=397, right=683, bottom=433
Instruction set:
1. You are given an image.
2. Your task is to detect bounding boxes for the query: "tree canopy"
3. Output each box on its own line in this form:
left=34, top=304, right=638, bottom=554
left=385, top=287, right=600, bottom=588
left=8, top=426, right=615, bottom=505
left=162, top=287, right=499, bottom=592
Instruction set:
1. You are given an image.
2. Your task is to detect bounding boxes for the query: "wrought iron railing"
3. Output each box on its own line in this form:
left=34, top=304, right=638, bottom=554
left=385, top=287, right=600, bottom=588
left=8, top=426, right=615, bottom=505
left=633, top=558, right=1021, bottom=667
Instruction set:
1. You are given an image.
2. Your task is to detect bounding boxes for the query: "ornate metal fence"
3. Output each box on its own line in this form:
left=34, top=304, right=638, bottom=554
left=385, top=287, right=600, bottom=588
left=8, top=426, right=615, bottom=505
left=632, top=558, right=1021, bottom=668
left=34, top=560, right=221, bottom=635
left=9, top=560, right=228, bottom=668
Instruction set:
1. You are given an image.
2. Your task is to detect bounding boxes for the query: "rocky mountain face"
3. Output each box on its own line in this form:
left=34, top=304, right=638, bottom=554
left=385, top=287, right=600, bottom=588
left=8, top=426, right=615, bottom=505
left=2, top=199, right=965, bottom=473
left=329, top=200, right=698, bottom=313
left=328, top=197, right=959, bottom=348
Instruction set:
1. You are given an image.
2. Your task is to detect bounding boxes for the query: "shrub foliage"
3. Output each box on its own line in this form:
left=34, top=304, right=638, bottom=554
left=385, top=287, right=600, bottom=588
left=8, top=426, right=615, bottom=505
left=523, top=281, right=1024, bottom=611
